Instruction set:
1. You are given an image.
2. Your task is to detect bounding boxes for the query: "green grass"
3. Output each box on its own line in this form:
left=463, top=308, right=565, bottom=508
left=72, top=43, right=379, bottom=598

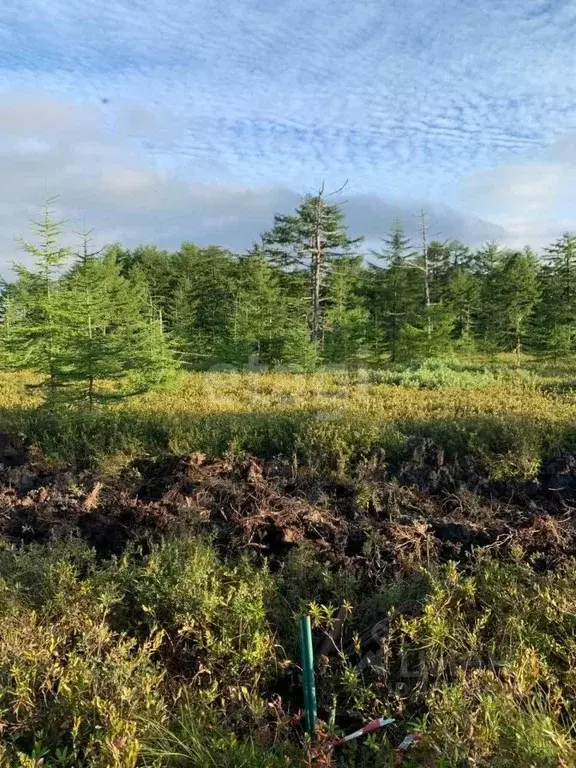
left=2, top=357, right=576, bottom=477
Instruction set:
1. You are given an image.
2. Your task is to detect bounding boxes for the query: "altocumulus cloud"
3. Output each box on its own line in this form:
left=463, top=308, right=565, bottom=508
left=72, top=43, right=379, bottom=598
left=0, top=95, right=507, bottom=273
left=0, top=0, right=575, bottom=261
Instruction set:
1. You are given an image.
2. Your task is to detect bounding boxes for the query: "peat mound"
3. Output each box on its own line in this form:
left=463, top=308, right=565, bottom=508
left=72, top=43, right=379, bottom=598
left=0, top=436, right=576, bottom=571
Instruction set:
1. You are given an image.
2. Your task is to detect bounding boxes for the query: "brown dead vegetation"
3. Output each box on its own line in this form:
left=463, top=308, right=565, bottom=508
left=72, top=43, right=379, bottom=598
left=1, top=433, right=576, bottom=575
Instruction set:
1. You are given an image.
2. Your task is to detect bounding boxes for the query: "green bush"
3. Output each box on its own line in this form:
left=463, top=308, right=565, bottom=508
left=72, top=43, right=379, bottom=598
left=399, top=555, right=576, bottom=764
left=100, top=538, right=280, bottom=691
left=424, top=672, right=576, bottom=766
left=0, top=542, right=166, bottom=768
left=366, top=359, right=537, bottom=389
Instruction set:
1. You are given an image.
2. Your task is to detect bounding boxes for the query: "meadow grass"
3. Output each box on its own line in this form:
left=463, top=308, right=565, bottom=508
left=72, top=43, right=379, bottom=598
left=2, top=357, right=576, bottom=476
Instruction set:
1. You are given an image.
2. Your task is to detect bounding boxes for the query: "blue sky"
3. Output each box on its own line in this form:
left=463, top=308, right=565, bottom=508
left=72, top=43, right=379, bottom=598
left=0, top=0, right=575, bottom=262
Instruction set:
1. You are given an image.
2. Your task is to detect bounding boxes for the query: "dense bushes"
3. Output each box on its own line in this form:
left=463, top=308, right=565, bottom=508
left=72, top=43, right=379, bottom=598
left=0, top=538, right=287, bottom=767
left=2, top=534, right=576, bottom=765
left=1, top=363, right=576, bottom=478
left=0, top=542, right=166, bottom=767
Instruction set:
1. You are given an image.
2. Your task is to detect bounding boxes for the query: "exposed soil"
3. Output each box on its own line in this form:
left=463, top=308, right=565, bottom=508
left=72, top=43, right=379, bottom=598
left=1, top=433, right=576, bottom=573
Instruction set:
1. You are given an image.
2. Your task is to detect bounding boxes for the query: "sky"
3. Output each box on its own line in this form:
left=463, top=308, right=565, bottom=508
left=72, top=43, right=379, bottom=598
left=0, top=0, right=576, bottom=267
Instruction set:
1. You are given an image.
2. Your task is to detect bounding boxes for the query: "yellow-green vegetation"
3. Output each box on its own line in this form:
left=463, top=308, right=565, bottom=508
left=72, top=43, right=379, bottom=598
left=2, top=357, right=576, bottom=475
left=0, top=538, right=292, bottom=768
left=2, top=538, right=576, bottom=766
left=2, top=358, right=576, bottom=766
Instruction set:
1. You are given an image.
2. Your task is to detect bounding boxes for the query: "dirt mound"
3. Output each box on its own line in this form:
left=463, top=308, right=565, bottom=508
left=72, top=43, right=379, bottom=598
left=0, top=432, right=30, bottom=467
left=1, top=437, right=576, bottom=573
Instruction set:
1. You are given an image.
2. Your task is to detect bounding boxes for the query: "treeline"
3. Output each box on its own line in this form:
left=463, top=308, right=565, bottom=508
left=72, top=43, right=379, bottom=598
left=107, top=190, right=576, bottom=366
left=0, top=200, right=174, bottom=406
left=1, top=190, right=576, bottom=404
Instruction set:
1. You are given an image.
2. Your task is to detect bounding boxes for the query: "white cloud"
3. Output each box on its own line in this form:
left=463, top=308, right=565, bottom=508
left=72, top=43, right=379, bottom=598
left=462, top=132, right=576, bottom=249
left=0, top=95, right=507, bottom=277
left=1, top=0, right=576, bottom=206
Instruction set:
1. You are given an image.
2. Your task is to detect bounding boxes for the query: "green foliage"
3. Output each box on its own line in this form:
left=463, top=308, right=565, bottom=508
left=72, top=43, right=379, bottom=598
left=446, top=267, right=479, bottom=347
left=478, top=249, right=540, bottom=354
left=367, top=220, right=424, bottom=360
left=261, top=186, right=362, bottom=349
left=101, top=537, right=279, bottom=688
left=401, top=555, right=576, bottom=764
left=3, top=211, right=177, bottom=410
left=140, top=696, right=298, bottom=767
left=3, top=198, right=576, bottom=375
left=324, top=255, right=369, bottom=365
left=535, top=233, right=576, bottom=353
left=0, top=538, right=285, bottom=766
left=280, top=322, right=320, bottom=370
left=227, top=251, right=288, bottom=367
left=395, top=306, right=454, bottom=363
left=3, top=507, right=576, bottom=763
left=57, top=247, right=176, bottom=406
left=5, top=199, right=73, bottom=401
left=170, top=243, right=237, bottom=368
left=366, top=359, right=536, bottom=389
left=425, top=674, right=576, bottom=767
left=0, top=541, right=166, bottom=767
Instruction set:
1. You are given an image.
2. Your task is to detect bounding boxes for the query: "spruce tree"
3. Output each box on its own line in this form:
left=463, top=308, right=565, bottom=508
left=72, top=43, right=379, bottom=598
left=170, top=244, right=236, bottom=368
left=369, top=220, right=422, bottom=360
left=229, top=250, right=288, bottom=367
left=56, top=238, right=177, bottom=406
left=536, top=233, right=576, bottom=352
left=489, top=250, right=540, bottom=355
left=323, top=255, right=368, bottom=366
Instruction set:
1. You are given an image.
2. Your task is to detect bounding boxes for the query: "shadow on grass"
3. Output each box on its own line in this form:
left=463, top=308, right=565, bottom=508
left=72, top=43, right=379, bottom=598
left=2, top=403, right=576, bottom=478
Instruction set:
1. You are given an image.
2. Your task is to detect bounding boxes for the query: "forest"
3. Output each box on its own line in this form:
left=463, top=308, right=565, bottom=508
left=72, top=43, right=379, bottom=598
left=1, top=190, right=575, bottom=405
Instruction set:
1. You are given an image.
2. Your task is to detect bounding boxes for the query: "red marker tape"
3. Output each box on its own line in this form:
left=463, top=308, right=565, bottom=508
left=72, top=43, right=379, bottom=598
left=333, top=716, right=395, bottom=748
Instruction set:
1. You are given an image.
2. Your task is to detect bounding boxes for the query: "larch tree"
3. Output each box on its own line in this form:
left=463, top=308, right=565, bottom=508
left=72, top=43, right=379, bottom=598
left=323, top=254, right=368, bottom=366
left=491, top=249, right=540, bottom=355
left=538, top=233, right=576, bottom=352
left=446, top=267, right=480, bottom=349
left=369, top=220, right=422, bottom=360
left=56, top=233, right=177, bottom=406
left=230, top=249, right=288, bottom=367
left=261, top=184, right=362, bottom=353
left=170, top=244, right=236, bottom=368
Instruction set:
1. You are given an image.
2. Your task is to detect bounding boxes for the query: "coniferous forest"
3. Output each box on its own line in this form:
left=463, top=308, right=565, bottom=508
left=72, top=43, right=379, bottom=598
left=2, top=190, right=576, bottom=406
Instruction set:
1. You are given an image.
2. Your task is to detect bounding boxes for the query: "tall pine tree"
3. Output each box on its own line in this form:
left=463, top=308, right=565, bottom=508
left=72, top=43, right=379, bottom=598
left=368, top=220, right=422, bottom=360
left=8, top=199, right=72, bottom=402
left=323, top=255, right=368, bottom=366
left=52, top=234, right=177, bottom=406
left=536, top=233, right=576, bottom=352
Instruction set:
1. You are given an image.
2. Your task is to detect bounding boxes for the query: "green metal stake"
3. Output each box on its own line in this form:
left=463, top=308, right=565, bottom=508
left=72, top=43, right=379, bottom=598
left=299, top=615, right=317, bottom=737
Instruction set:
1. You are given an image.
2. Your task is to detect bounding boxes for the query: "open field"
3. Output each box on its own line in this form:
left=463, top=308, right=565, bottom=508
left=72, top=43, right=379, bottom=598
left=2, top=356, right=576, bottom=475
left=3, top=359, right=576, bottom=766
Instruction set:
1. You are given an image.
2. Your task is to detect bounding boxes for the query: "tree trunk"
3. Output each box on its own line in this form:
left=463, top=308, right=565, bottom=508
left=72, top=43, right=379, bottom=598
left=310, top=197, right=324, bottom=351
left=421, top=210, right=431, bottom=337
left=311, top=250, right=322, bottom=349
